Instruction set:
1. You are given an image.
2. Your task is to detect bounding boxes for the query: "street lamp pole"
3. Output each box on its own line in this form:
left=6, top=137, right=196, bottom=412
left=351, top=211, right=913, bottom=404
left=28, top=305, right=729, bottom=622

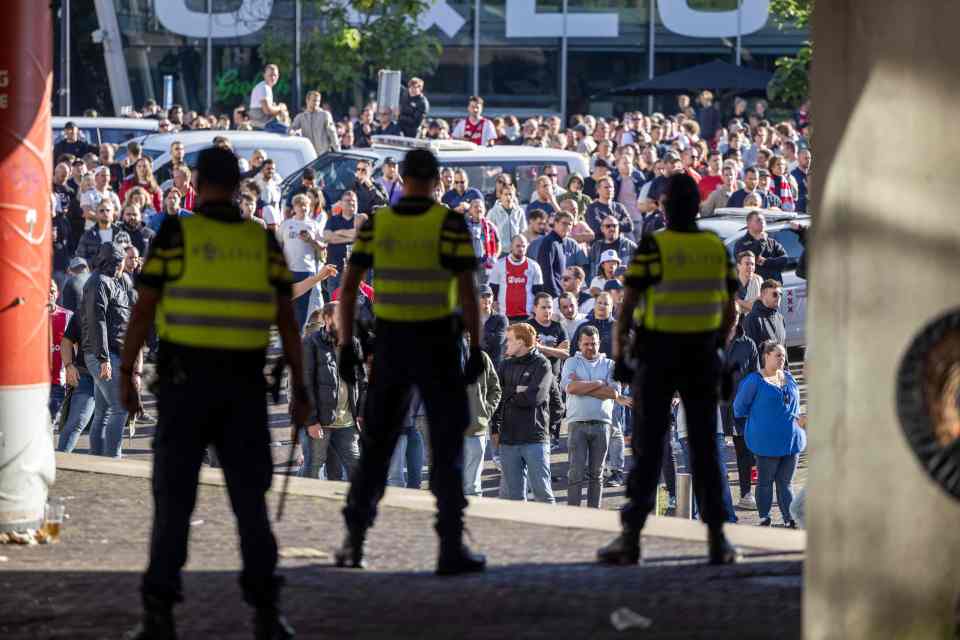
left=205, top=0, right=213, bottom=112
left=294, top=0, right=302, bottom=110
left=472, top=0, right=481, bottom=97
left=60, top=0, right=71, bottom=115
left=647, top=0, right=655, bottom=114
left=560, top=0, right=568, bottom=126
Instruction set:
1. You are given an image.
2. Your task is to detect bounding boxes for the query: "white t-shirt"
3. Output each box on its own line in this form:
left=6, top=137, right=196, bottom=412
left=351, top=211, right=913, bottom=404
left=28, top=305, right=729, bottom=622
left=98, top=228, right=113, bottom=243
left=488, top=255, right=543, bottom=318
left=249, top=81, right=272, bottom=111
left=277, top=217, right=321, bottom=272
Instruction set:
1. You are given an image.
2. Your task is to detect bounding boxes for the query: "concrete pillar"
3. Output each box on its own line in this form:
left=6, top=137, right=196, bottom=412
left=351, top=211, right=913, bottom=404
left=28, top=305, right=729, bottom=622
left=806, top=2, right=960, bottom=638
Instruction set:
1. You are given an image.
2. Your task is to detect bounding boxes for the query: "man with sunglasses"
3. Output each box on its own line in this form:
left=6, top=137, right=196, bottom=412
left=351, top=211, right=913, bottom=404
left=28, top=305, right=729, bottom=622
left=350, top=160, right=387, bottom=215
left=744, top=280, right=787, bottom=360
left=75, top=200, right=132, bottom=264
left=441, top=168, right=483, bottom=214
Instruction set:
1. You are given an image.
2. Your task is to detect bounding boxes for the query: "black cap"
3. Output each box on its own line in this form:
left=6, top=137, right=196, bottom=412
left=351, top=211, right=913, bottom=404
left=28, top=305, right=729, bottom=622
left=95, top=242, right=126, bottom=271
left=401, top=149, right=439, bottom=181
left=302, top=167, right=316, bottom=181
left=64, top=121, right=78, bottom=129
left=428, top=120, right=441, bottom=129
left=383, top=156, right=397, bottom=166
left=478, top=284, right=493, bottom=297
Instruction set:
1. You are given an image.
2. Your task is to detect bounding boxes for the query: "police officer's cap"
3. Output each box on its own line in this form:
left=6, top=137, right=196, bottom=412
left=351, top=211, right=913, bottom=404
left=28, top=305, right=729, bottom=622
left=401, top=149, right=439, bottom=181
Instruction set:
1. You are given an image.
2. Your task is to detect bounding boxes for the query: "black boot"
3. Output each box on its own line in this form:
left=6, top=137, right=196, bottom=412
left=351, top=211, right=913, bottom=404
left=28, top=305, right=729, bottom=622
left=708, top=528, right=742, bottom=565
left=124, top=595, right=177, bottom=640
left=436, top=539, right=486, bottom=576
left=254, top=608, right=295, bottom=640
left=334, top=528, right=367, bottom=569
left=597, top=529, right=641, bottom=565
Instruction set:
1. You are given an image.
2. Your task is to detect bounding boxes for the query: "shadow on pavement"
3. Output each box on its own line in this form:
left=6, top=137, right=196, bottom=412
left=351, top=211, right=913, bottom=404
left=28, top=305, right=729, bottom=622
left=1, top=559, right=802, bottom=639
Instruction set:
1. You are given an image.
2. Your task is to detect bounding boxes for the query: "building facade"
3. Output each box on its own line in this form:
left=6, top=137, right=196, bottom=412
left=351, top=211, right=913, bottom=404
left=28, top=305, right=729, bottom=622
left=60, top=1, right=806, bottom=117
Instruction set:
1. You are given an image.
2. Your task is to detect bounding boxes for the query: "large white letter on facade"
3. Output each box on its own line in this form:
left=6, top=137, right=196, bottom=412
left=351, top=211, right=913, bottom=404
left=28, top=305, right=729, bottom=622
left=658, top=0, right=770, bottom=38
left=155, top=0, right=274, bottom=39
left=505, top=0, right=619, bottom=38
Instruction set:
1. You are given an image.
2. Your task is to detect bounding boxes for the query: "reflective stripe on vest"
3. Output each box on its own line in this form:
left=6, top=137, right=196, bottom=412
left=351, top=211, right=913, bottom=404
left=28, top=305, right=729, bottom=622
left=157, top=216, right=275, bottom=349
left=642, top=229, right=728, bottom=333
left=372, top=204, right=457, bottom=322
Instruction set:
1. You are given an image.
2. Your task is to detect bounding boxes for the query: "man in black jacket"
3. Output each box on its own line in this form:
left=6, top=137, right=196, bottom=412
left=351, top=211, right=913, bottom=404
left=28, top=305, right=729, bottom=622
left=351, top=160, right=388, bottom=215
left=53, top=121, right=97, bottom=164
left=732, top=211, right=789, bottom=283
left=301, top=302, right=366, bottom=481
left=744, top=280, right=786, bottom=351
left=478, top=284, right=508, bottom=368
left=722, top=314, right=760, bottom=510
left=398, top=78, right=429, bottom=138
left=491, top=323, right=560, bottom=503
left=80, top=243, right=132, bottom=458
left=76, top=199, right=132, bottom=265
left=121, top=204, right=156, bottom=257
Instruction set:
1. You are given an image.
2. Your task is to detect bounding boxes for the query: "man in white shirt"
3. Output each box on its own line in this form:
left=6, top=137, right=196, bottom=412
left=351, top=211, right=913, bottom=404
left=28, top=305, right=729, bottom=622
left=486, top=183, right=527, bottom=256
left=277, top=193, right=324, bottom=330
left=248, top=63, right=286, bottom=130
left=488, top=235, right=543, bottom=323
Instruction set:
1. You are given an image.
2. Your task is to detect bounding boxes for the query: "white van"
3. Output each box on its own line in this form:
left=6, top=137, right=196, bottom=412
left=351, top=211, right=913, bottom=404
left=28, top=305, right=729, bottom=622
left=280, top=136, right=590, bottom=206
left=52, top=116, right=159, bottom=147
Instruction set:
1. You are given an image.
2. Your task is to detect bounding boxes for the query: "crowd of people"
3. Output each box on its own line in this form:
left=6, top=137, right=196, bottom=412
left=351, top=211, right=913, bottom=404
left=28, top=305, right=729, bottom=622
left=46, top=62, right=810, bottom=526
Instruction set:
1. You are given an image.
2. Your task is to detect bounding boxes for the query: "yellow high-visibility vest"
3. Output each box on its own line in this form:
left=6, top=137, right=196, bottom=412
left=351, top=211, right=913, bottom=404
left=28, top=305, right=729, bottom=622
left=156, top=215, right=275, bottom=349
left=372, top=204, right=457, bottom=322
left=641, top=230, right=729, bottom=333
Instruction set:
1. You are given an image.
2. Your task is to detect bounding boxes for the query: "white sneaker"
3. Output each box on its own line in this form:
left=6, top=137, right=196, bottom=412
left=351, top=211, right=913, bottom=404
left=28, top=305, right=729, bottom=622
left=737, top=494, right=758, bottom=510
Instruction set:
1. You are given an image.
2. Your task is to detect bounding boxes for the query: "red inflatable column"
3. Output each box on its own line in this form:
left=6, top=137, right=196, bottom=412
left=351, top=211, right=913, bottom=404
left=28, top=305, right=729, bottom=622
left=0, top=2, right=55, bottom=533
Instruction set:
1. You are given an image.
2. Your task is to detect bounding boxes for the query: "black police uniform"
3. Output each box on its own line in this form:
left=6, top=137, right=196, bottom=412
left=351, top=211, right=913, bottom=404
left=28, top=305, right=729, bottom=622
left=136, top=202, right=293, bottom=611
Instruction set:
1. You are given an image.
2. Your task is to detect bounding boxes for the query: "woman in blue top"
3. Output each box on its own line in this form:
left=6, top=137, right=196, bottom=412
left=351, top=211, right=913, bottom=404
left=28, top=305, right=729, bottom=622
left=734, top=341, right=806, bottom=528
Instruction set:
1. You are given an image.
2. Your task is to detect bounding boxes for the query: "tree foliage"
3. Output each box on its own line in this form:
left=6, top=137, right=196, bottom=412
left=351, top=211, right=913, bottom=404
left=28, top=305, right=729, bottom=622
left=259, top=0, right=442, bottom=107
left=767, top=0, right=813, bottom=106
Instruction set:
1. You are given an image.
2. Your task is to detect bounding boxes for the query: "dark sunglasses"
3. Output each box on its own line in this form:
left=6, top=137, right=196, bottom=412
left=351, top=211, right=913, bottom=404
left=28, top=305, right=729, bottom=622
left=454, top=180, right=465, bottom=185
left=602, top=224, right=617, bottom=229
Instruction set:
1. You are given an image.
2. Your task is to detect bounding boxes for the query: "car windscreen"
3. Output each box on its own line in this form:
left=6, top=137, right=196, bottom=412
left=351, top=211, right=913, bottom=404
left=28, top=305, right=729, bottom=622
left=283, top=152, right=363, bottom=206
left=233, top=147, right=304, bottom=181
left=769, top=228, right=804, bottom=271
left=99, top=128, right=156, bottom=145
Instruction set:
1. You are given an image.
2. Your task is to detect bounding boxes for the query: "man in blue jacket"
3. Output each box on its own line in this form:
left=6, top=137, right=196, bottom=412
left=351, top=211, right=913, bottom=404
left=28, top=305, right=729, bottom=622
left=732, top=211, right=789, bottom=283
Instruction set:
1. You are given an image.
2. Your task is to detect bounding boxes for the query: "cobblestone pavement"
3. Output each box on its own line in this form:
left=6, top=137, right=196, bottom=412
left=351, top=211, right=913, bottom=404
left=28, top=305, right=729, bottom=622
left=1, top=470, right=801, bottom=639
left=56, top=362, right=807, bottom=528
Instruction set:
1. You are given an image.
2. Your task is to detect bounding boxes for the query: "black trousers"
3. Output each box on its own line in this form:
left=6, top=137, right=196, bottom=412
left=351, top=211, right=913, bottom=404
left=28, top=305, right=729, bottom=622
left=621, top=333, right=728, bottom=531
left=143, top=370, right=279, bottom=607
left=343, top=317, right=470, bottom=540
left=732, top=434, right=755, bottom=497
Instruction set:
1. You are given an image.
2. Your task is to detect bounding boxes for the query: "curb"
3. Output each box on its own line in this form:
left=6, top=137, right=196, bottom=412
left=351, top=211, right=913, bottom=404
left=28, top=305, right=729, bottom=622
left=55, top=452, right=805, bottom=553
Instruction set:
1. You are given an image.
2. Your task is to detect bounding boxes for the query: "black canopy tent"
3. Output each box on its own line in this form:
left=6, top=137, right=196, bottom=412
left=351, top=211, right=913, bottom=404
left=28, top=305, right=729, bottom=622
left=594, top=60, right=773, bottom=99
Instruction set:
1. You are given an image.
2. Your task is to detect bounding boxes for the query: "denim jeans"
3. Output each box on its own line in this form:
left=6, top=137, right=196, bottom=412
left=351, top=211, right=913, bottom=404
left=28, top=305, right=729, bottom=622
left=49, top=384, right=66, bottom=422
left=606, top=422, right=625, bottom=474
left=567, top=420, right=610, bottom=508
left=84, top=352, right=128, bottom=457
left=57, top=373, right=97, bottom=452
left=290, top=271, right=315, bottom=331
left=500, top=442, right=554, bottom=503
left=387, top=426, right=425, bottom=489
left=463, top=435, right=487, bottom=496
left=299, top=425, right=360, bottom=481
left=678, top=435, right=738, bottom=523
left=756, top=453, right=799, bottom=522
